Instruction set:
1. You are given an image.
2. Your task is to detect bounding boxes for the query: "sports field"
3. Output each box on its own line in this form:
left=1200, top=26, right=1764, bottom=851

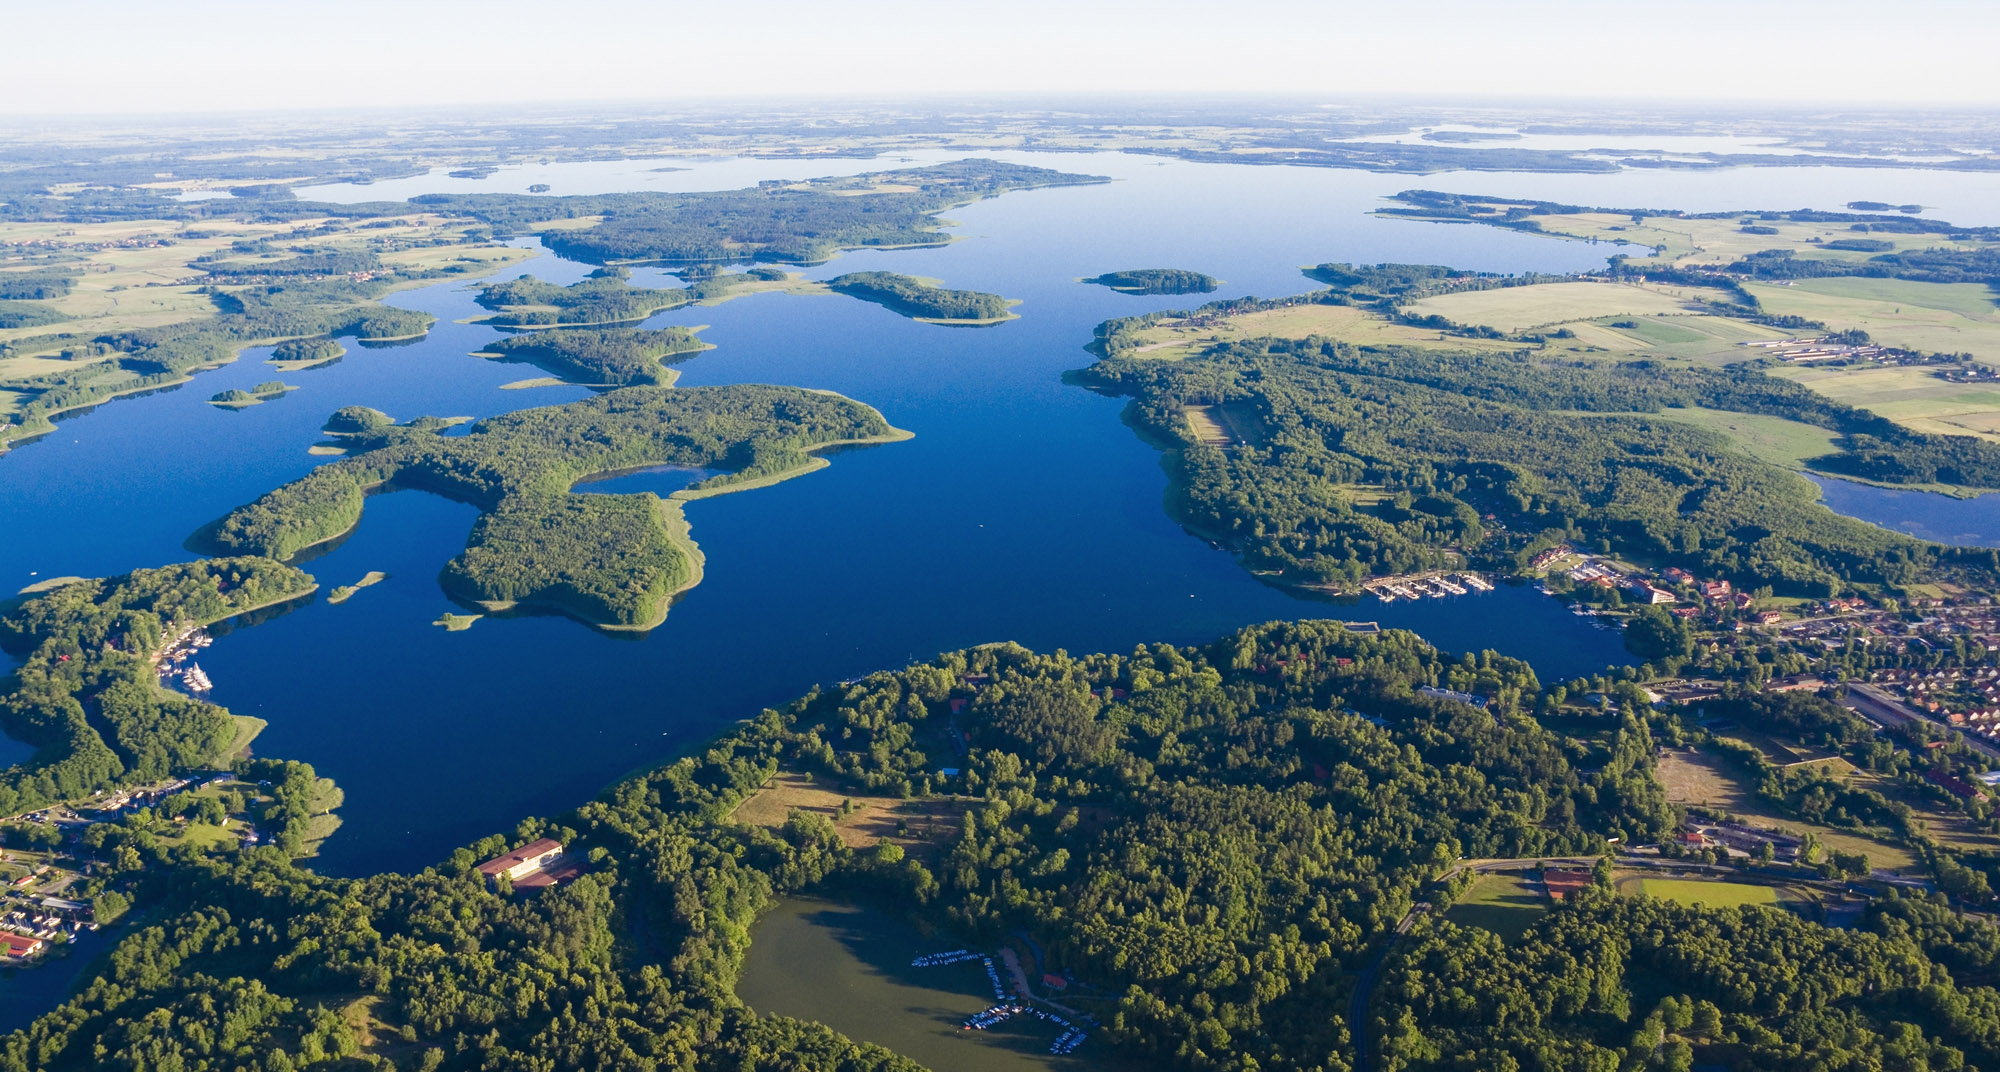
left=1633, top=878, right=1779, bottom=908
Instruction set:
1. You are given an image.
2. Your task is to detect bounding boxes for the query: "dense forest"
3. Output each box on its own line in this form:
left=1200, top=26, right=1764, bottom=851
left=825, top=272, right=1013, bottom=322
left=1376, top=889, right=2000, bottom=1071
left=0, top=620, right=1665, bottom=1071
left=0, top=560, right=315, bottom=818
left=1083, top=335, right=2000, bottom=593
left=1084, top=268, right=1220, bottom=295
left=9, top=620, right=2000, bottom=1070
left=199, top=385, right=905, bottom=628
left=480, top=327, right=707, bottom=386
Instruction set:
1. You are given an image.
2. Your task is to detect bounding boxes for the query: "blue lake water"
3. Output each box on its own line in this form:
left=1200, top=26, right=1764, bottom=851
left=11, top=151, right=2000, bottom=882
left=1810, top=475, right=2000, bottom=548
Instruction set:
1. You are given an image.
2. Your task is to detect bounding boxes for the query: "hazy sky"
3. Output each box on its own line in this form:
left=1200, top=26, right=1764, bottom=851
left=6, top=0, right=1998, bottom=115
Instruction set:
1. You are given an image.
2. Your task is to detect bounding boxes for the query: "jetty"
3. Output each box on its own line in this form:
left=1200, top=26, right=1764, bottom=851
left=1360, top=570, right=1498, bottom=603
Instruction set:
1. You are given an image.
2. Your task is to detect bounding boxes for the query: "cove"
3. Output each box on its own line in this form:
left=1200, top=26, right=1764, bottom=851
left=1810, top=474, right=2000, bottom=549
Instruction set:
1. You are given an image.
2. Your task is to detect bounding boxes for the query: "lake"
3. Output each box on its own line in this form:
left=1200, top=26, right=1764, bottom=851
left=737, top=897, right=1095, bottom=1072
left=1810, top=475, right=2000, bottom=548
left=8, top=150, right=1997, bottom=879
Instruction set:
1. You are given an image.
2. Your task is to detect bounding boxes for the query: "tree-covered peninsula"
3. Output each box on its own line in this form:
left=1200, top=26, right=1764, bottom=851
left=477, top=327, right=708, bottom=386
left=825, top=271, right=1016, bottom=323
left=0, top=559, right=315, bottom=818
left=1082, top=330, right=2000, bottom=595
left=1084, top=267, right=1220, bottom=294
left=198, top=385, right=909, bottom=629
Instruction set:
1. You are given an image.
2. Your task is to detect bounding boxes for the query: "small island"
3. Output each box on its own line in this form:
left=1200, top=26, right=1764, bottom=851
left=475, top=327, right=709, bottom=386
left=208, top=381, right=295, bottom=408
left=1084, top=267, right=1220, bottom=295
left=266, top=337, right=346, bottom=370
left=325, top=571, right=388, bottom=605
left=825, top=271, right=1017, bottom=324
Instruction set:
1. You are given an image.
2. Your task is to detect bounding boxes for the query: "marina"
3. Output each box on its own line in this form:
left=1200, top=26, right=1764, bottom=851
left=1361, top=571, right=1497, bottom=602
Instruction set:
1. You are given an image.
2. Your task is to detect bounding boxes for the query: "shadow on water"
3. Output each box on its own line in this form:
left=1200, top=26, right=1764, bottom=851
left=738, top=898, right=1096, bottom=1071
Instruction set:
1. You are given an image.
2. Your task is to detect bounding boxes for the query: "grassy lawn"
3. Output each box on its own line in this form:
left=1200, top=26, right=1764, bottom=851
left=729, top=772, right=969, bottom=865
left=1444, top=872, right=1547, bottom=941
left=1633, top=877, right=1779, bottom=908
left=163, top=821, right=238, bottom=851
left=1748, top=278, right=2000, bottom=363
left=1646, top=407, right=1842, bottom=469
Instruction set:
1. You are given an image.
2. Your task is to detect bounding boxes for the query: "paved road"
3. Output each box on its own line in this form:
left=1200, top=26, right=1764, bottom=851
left=1847, top=683, right=2000, bottom=762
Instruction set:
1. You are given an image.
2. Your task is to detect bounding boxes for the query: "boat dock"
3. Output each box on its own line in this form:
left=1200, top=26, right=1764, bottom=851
left=1362, top=571, right=1496, bottom=603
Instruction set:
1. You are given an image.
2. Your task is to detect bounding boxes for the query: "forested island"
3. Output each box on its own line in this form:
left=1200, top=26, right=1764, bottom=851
left=199, top=385, right=909, bottom=629
left=825, top=272, right=1017, bottom=324
left=476, top=327, right=709, bottom=386
left=1083, top=267, right=1220, bottom=295
left=207, top=381, right=294, bottom=408
left=435, top=159, right=1107, bottom=265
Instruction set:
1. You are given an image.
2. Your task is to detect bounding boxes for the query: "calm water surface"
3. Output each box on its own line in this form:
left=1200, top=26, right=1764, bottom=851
left=1811, top=475, right=2000, bottom=548
left=13, top=151, right=1996, bottom=881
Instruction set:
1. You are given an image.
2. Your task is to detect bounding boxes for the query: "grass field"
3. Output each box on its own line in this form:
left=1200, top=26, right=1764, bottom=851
left=1654, top=747, right=1920, bottom=872
left=730, top=771, right=969, bottom=864
left=1631, top=877, right=1779, bottom=908
left=1444, top=872, right=1546, bottom=941
left=1122, top=302, right=1528, bottom=359
left=1747, top=278, right=2000, bottom=362
left=1646, top=407, right=1843, bottom=468
left=1403, top=281, right=1718, bottom=332
left=1770, top=362, right=2000, bottom=441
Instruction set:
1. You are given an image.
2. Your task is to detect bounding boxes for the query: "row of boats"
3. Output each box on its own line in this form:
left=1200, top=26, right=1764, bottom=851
left=917, top=948, right=1091, bottom=1055
left=960, top=1003, right=1090, bottom=1055
left=911, top=949, right=981, bottom=968
left=1365, top=572, right=1495, bottom=602
left=154, top=622, right=216, bottom=694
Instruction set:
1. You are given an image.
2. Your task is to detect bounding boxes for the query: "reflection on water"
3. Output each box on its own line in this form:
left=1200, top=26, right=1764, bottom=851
left=739, top=898, right=1091, bottom=1072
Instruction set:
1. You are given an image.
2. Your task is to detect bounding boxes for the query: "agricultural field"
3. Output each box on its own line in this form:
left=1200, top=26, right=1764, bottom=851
left=0, top=213, right=529, bottom=365
left=1119, top=301, right=1528, bottom=360
left=1746, top=277, right=2000, bottom=362
left=1655, top=746, right=1920, bottom=872
left=1401, top=279, right=1796, bottom=363
left=1517, top=209, right=1984, bottom=270
left=1769, top=362, right=2000, bottom=441
left=1403, top=280, right=1721, bottom=331
left=1443, top=871, right=1546, bottom=941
